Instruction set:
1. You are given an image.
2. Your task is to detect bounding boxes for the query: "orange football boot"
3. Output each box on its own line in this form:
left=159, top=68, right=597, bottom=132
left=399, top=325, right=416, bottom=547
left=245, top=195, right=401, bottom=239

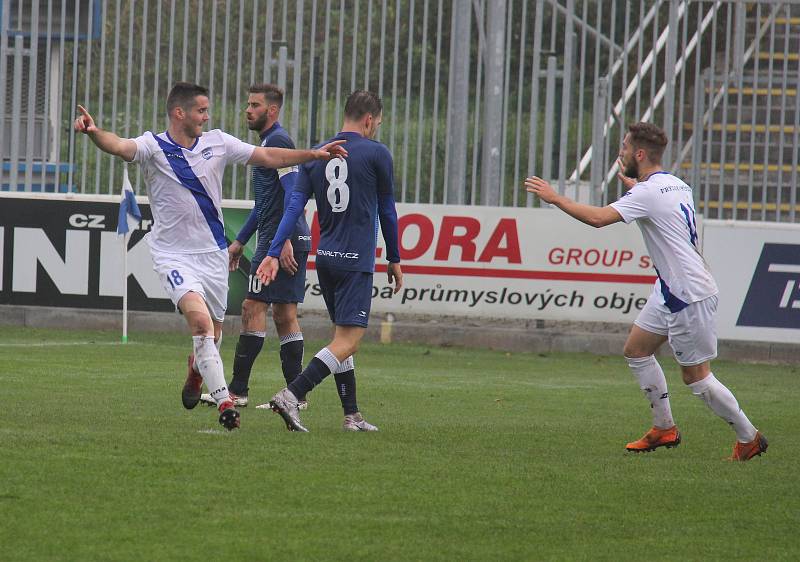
left=728, top=431, right=768, bottom=461
left=626, top=425, right=681, bottom=453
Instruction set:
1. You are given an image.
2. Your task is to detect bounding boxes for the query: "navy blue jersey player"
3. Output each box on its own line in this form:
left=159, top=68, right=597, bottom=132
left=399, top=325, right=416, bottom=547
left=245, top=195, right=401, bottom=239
left=257, top=90, right=403, bottom=432
left=199, top=84, right=313, bottom=409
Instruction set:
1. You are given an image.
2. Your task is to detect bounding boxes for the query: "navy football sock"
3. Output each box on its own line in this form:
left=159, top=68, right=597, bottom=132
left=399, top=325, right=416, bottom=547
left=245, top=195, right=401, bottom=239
left=228, top=332, right=264, bottom=395
left=279, top=333, right=305, bottom=386
left=288, top=349, right=340, bottom=399
left=334, top=369, right=358, bottom=415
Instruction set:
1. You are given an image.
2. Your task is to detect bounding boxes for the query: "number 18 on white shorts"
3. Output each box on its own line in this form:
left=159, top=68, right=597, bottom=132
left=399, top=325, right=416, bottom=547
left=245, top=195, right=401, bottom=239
left=151, top=249, right=229, bottom=322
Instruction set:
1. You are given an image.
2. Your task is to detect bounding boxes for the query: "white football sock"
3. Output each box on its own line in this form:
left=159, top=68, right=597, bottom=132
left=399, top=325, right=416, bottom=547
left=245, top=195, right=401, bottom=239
left=337, top=355, right=354, bottom=373
left=193, top=335, right=230, bottom=406
left=626, top=355, right=675, bottom=429
left=688, top=373, right=758, bottom=443
left=214, top=333, right=222, bottom=352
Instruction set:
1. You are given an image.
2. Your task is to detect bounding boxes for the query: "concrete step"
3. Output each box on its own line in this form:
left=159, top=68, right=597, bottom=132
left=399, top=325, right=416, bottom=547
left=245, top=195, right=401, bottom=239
left=749, top=37, right=800, bottom=53
left=712, top=106, right=799, bottom=125
left=696, top=198, right=800, bottom=222
left=757, top=52, right=800, bottom=62
left=695, top=181, right=800, bottom=222
left=760, top=17, right=800, bottom=26
left=683, top=122, right=799, bottom=137
left=694, top=94, right=799, bottom=124
left=681, top=161, right=800, bottom=174
left=706, top=86, right=798, bottom=97
left=693, top=142, right=795, bottom=165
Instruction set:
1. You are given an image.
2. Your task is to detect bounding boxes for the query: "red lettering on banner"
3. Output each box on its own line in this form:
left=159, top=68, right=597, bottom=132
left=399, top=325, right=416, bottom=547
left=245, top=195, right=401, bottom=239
left=548, top=247, right=643, bottom=268
left=477, top=218, right=521, bottom=263
left=584, top=249, right=600, bottom=266
left=548, top=247, right=565, bottom=264
left=434, top=216, right=481, bottom=261
left=399, top=213, right=435, bottom=260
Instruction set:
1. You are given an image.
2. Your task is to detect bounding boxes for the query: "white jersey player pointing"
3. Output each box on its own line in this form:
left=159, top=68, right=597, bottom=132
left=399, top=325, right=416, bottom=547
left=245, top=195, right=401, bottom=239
left=524, top=121, right=767, bottom=462
left=74, top=82, right=347, bottom=431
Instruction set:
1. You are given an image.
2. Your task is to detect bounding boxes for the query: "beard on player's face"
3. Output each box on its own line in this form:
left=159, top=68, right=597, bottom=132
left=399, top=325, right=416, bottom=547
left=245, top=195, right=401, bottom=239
left=623, top=156, right=639, bottom=179
left=247, top=113, right=268, bottom=132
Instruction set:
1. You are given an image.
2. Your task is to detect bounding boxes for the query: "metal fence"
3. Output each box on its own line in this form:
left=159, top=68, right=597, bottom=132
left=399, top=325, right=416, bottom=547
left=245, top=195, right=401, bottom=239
left=1, top=0, right=798, bottom=222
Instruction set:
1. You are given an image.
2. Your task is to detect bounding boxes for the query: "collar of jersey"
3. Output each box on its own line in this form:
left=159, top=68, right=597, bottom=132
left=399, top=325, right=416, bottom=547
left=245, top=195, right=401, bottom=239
left=642, top=170, right=670, bottom=182
left=260, top=121, right=281, bottom=141
left=336, top=131, right=365, bottom=139
left=163, top=130, right=200, bottom=151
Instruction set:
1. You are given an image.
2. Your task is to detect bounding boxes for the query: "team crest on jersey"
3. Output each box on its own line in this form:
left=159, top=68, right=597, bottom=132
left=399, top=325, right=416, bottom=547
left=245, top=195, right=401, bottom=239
left=201, top=147, right=213, bottom=160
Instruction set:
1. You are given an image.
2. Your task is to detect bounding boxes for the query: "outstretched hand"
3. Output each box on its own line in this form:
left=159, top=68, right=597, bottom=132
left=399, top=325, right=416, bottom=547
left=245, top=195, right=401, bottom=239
left=523, top=176, right=559, bottom=204
left=74, top=105, right=97, bottom=134
left=256, top=256, right=280, bottom=285
left=316, top=139, right=348, bottom=160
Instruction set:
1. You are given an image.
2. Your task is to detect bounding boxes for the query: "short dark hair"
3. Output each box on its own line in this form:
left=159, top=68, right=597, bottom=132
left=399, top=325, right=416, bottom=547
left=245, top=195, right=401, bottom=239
left=627, top=122, right=668, bottom=163
left=248, top=83, right=283, bottom=107
left=166, top=82, right=209, bottom=114
left=344, top=90, right=382, bottom=121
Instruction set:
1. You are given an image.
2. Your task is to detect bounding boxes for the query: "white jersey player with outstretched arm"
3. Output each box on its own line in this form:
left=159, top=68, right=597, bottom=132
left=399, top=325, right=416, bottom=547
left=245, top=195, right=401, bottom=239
left=524, top=121, right=767, bottom=462
left=74, top=81, right=348, bottom=431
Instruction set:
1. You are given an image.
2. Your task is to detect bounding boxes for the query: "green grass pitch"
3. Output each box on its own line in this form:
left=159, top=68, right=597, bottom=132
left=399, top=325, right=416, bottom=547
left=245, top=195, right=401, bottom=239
left=1, top=326, right=798, bottom=561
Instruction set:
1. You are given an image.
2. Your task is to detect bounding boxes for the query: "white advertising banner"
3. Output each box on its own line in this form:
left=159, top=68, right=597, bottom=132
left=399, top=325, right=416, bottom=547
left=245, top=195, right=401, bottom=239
left=703, top=220, right=800, bottom=344
left=7, top=194, right=797, bottom=344
left=302, top=201, right=657, bottom=323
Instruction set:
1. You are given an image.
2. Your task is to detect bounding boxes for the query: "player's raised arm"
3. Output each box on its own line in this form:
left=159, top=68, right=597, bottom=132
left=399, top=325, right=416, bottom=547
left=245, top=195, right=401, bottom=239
left=248, top=140, right=348, bottom=169
left=74, top=105, right=137, bottom=162
left=523, top=175, right=623, bottom=228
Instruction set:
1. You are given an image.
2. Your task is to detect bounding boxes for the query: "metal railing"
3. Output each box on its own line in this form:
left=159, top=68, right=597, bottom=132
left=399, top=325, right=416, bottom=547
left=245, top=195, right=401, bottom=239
left=1, top=0, right=798, bottom=222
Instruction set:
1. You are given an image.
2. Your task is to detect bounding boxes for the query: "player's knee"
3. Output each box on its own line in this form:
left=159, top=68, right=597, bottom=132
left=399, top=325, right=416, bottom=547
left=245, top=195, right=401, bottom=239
left=624, top=354, right=655, bottom=368
left=241, top=299, right=265, bottom=329
left=680, top=363, right=710, bottom=385
left=346, top=339, right=361, bottom=357
left=271, top=304, right=298, bottom=332
left=189, top=320, right=213, bottom=337
left=623, top=343, right=647, bottom=358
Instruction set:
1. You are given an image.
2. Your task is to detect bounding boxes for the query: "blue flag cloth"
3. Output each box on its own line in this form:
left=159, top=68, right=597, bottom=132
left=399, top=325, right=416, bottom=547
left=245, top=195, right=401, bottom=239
left=117, top=168, right=142, bottom=235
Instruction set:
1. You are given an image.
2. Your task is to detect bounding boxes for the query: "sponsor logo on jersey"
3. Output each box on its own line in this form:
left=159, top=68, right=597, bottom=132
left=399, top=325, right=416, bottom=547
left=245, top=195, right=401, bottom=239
left=737, top=243, right=800, bottom=329
left=317, top=249, right=359, bottom=260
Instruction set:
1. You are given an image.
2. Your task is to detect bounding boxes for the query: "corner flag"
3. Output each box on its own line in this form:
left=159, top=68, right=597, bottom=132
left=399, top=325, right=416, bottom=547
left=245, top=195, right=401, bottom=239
left=118, top=167, right=141, bottom=344
left=117, top=168, right=142, bottom=235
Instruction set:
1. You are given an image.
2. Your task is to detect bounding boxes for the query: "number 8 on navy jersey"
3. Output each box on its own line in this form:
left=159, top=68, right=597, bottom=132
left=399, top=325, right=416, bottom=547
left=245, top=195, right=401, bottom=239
left=325, top=158, right=350, bottom=212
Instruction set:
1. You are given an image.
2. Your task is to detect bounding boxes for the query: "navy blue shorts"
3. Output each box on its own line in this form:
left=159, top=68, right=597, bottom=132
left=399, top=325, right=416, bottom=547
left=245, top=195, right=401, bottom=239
left=248, top=246, right=308, bottom=304
left=316, top=265, right=373, bottom=327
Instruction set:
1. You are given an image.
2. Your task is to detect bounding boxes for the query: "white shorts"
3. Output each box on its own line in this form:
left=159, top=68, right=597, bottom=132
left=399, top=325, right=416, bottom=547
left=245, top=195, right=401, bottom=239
left=150, top=249, right=229, bottom=322
left=634, top=292, right=719, bottom=366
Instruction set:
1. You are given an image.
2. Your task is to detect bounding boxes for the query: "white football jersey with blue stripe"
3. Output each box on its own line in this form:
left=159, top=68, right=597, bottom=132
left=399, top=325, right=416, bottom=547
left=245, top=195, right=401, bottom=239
left=610, top=171, right=718, bottom=310
left=132, top=129, right=255, bottom=254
